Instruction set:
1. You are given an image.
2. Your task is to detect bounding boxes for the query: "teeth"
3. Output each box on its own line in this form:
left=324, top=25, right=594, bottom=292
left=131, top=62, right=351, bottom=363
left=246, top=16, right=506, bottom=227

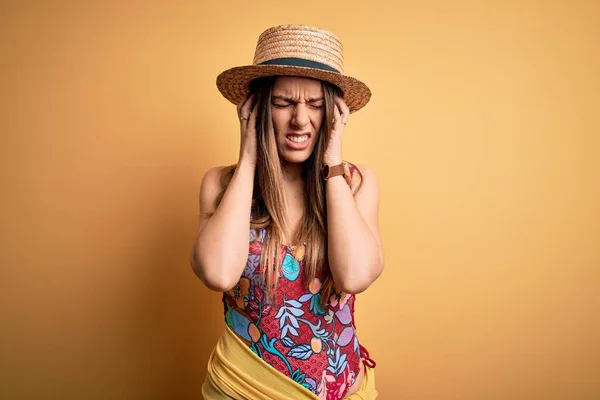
left=288, top=135, right=309, bottom=143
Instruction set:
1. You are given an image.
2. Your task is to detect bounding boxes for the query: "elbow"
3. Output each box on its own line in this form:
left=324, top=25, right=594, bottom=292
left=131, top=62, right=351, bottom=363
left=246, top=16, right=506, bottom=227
left=191, top=259, right=239, bottom=292
left=338, top=281, right=369, bottom=295
left=339, top=239, right=385, bottom=295
left=190, top=249, right=240, bottom=292
left=337, top=259, right=384, bottom=295
left=202, top=275, right=238, bottom=292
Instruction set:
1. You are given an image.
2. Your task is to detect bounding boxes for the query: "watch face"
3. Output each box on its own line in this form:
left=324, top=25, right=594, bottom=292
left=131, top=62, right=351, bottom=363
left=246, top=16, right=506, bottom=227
left=322, top=165, right=330, bottom=179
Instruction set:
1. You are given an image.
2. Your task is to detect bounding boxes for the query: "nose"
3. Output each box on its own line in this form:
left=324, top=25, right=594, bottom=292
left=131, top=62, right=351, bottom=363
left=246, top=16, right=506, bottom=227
left=291, top=103, right=310, bottom=128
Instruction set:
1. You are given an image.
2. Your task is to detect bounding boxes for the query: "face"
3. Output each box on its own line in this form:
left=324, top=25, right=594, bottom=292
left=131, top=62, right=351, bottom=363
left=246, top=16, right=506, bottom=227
left=271, top=76, right=325, bottom=164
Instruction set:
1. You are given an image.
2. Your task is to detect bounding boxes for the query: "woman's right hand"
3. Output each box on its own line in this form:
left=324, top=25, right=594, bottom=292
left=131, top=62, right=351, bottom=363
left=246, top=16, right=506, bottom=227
left=237, top=93, right=258, bottom=166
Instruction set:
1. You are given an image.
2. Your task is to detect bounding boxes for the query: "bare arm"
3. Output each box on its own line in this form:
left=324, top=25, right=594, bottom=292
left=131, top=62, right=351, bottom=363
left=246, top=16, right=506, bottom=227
left=190, top=94, right=258, bottom=292
left=326, top=164, right=384, bottom=294
left=190, top=162, right=256, bottom=291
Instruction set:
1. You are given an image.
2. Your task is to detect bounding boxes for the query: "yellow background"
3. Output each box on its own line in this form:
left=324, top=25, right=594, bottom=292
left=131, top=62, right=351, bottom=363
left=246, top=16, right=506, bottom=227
left=1, top=1, right=599, bottom=399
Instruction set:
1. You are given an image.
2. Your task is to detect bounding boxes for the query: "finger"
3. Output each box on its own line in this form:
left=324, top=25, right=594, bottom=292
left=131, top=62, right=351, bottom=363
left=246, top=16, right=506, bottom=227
left=236, top=96, right=244, bottom=115
left=335, top=97, right=349, bottom=124
left=335, top=96, right=348, bottom=113
left=332, top=103, right=341, bottom=127
left=239, top=93, right=255, bottom=121
left=241, top=93, right=255, bottom=118
left=248, top=102, right=258, bottom=127
left=341, top=102, right=350, bottom=123
left=237, top=92, right=251, bottom=115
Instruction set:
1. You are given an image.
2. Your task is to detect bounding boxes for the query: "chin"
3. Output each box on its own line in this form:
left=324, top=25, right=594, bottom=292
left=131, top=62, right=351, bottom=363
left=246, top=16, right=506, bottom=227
left=280, top=151, right=311, bottom=164
left=278, top=143, right=316, bottom=164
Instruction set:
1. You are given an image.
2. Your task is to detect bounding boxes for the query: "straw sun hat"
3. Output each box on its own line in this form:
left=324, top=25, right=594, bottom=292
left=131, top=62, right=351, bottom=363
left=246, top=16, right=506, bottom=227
left=216, top=24, right=371, bottom=113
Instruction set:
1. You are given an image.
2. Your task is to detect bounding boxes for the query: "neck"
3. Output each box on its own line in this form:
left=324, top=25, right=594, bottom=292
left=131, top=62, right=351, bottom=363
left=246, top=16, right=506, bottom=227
left=281, top=160, right=304, bottom=183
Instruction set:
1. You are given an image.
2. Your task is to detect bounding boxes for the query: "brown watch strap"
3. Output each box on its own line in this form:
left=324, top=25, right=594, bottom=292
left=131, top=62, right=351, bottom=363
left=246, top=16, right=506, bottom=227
left=327, top=164, right=345, bottom=178
left=323, top=162, right=352, bottom=186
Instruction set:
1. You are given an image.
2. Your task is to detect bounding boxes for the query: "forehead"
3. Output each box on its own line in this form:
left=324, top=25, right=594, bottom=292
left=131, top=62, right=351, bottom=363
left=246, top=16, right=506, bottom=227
left=272, top=76, right=323, bottom=97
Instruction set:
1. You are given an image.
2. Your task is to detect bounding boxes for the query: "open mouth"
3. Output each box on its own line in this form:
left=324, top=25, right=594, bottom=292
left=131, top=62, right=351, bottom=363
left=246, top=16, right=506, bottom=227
left=285, top=133, right=311, bottom=150
left=287, top=134, right=310, bottom=143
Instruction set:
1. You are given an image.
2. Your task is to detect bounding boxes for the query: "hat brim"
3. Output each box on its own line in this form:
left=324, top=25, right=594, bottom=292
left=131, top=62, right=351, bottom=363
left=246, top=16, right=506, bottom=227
left=216, top=65, right=371, bottom=113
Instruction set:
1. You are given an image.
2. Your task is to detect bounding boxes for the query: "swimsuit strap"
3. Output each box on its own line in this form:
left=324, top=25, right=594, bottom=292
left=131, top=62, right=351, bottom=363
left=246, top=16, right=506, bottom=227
left=359, top=344, right=377, bottom=368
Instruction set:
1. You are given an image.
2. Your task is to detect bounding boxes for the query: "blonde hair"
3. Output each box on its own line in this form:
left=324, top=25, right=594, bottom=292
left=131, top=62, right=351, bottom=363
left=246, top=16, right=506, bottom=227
left=216, top=76, right=362, bottom=305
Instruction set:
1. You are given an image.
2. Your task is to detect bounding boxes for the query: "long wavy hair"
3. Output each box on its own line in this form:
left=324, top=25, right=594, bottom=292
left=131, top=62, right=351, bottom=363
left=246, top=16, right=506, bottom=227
left=215, top=76, right=362, bottom=305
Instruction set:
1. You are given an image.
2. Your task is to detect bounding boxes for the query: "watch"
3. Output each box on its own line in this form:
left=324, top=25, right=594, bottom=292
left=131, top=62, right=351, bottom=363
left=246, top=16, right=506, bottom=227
left=322, top=162, right=351, bottom=186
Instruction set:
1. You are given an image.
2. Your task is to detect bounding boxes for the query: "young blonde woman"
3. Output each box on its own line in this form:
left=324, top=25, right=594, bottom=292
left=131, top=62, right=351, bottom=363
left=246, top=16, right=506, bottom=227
left=191, top=25, right=384, bottom=399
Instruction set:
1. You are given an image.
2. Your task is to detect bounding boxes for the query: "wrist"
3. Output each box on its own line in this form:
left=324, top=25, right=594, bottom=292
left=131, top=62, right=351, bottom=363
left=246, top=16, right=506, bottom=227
left=238, top=154, right=257, bottom=168
left=324, top=174, right=346, bottom=184
left=237, top=158, right=257, bottom=173
left=321, top=161, right=352, bottom=186
left=323, top=158, right=343, bottom=166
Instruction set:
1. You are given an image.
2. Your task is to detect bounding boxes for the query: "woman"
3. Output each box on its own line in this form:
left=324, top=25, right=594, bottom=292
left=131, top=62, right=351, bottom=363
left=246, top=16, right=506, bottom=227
left=191, top=25, right=384, bottom=399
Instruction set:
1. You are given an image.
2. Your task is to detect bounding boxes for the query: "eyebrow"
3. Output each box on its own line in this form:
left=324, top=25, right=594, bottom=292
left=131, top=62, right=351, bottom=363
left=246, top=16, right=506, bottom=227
left=272, top=95, right=325, bottom=103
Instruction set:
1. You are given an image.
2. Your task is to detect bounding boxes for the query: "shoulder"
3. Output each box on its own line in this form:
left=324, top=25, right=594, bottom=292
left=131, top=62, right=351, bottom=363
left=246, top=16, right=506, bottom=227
left=200, top=166, right=226, bottom=191
left=198, top=165, right=231, bottom=213
left=203, top=165, right=226, bottom=179
left=202, top=164, right=238, bottom=187
left=351, top=163, right=377, bottom=179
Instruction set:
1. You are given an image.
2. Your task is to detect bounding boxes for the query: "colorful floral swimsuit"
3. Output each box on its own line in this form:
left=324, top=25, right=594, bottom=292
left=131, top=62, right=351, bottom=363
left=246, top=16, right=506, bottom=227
left=222, top=212, right=376, bottom=399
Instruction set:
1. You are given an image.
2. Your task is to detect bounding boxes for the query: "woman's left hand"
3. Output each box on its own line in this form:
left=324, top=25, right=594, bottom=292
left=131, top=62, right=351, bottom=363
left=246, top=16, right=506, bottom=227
left=323, top=96, right=349, bottom=165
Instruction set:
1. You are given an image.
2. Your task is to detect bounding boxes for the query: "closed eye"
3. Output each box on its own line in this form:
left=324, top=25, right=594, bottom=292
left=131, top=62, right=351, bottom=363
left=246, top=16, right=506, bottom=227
left=271, top=97, right=324, bottom=109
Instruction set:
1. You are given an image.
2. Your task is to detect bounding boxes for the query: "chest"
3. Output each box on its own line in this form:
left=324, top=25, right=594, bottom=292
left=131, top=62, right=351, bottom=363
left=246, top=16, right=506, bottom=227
left=284, top=186, right=306, bottom=245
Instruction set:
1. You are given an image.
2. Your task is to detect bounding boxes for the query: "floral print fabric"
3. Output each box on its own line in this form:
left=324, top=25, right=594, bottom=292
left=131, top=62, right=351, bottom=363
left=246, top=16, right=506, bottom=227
left=222, top=226, right=365, bottom=399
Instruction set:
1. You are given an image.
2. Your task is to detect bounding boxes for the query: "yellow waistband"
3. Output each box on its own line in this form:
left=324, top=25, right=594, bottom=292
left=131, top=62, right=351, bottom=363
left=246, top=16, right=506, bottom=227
left=202, top=324, right=377, bottom=399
